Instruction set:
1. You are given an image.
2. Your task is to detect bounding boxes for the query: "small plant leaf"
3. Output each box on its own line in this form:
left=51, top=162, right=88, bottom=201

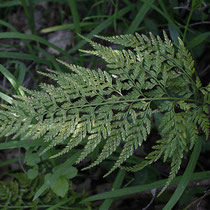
left=50, top=176, right=69, bottom=197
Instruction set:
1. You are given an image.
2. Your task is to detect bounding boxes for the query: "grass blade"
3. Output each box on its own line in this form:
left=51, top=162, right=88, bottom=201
left=0, top=52, right=51, bottom=65
left=141, top=0, right=181, bottom=35
left=19, top=0, right=35, bottom=34
left=67, top=0, right=81, bottom=34
left=99, top=169, right=125, bottom=210
left=82, top=170, right=209, bottom=202
left=0, top=92, right=13, bottom=104
left=126, top=0, right=155, bottom=34
left=46, top=197, right=75, bottom=210
left=183, top=10, right=193, bottom=42
left=0, top=19, right=18, bottom=32
left=68, top=4, right=135, bottom=54
left=0, top=64, right=24, bottom=95
left=0, top=139, right=44, bottom=150
left=6, top=60, right=27, bottom=85
left=187, top=32, right=210, bottom=49
left=0, top=32, right=75, bottom=62
left=0, top=0, right=20, bottom=8
left=0, top=19, right=35, bottom=54
left=40, top=22, right=99, bottom=33
left=34, top=45, right=61, bottom=72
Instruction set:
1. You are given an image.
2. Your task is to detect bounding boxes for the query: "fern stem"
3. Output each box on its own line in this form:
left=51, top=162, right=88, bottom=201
left=183, top=9, right=193, bottom=43
left=61, top=97, right=201, bottom=110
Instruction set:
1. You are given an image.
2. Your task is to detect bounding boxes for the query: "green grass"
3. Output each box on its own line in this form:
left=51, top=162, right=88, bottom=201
left=82, top=170, right=210, bottom=202
left=99, top=169, right=125, bottom=210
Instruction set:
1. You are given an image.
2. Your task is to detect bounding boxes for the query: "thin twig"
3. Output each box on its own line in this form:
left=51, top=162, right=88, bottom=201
left=190, top=21, right=210, bottom=26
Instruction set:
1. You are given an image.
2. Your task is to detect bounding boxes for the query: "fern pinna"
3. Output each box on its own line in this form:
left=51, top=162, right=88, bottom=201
left=0, top=31, right=209, bottom=194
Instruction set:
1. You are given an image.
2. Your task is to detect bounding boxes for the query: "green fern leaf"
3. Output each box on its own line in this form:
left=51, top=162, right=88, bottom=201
left=0, top=31, right=208, bottom=195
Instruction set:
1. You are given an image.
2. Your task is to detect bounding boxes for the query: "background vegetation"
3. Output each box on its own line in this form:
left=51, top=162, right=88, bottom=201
left=0, top=0, right=209, bottom=209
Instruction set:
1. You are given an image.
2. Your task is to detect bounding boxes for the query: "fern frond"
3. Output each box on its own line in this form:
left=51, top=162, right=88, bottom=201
left=0, top=31, right=208, bottom=195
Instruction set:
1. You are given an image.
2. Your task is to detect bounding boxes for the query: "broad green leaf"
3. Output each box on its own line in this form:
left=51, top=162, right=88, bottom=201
left=33, top=151, right=80, bottom=200
left=25, top=151, right=40, bottom=166
left=53, top=165, right=78, bottom=179
left=50, top=176, right=69, bottom=197
left=27, top=168, right=38, bottom=180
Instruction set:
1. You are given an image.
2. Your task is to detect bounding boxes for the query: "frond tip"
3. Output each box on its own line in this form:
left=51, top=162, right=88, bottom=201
left=0, top=31, right=208, bottom=194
